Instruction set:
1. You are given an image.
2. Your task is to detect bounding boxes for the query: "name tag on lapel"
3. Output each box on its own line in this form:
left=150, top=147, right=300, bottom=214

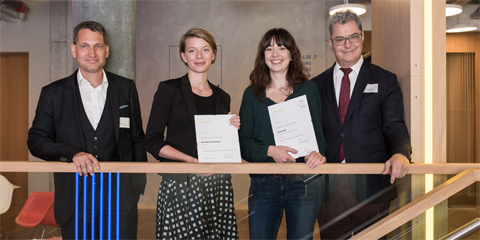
left=120, top=117, right=130, bottom=128
left=364, top=83, right=378, bottom=93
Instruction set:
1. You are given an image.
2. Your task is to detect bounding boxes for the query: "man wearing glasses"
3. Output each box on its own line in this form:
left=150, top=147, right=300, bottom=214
left=312, top=10, right=412, bottom=239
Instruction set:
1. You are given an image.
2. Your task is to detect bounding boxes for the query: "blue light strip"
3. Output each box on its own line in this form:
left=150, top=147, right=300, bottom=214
left=83, top=175, right=87, bottom=240
left=100, top=172, right=104, bottom=240
left=75, top=174, right=79, bottom=240
left=116, top=173, right=120, bottom=240
left=108, top=172, right=112, bottom=240
left=91, top=173, right=95, bottom=240
left=75, top=172, right=122, bottom=239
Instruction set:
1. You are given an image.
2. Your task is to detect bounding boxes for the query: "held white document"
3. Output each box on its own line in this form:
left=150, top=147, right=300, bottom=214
left=268, top=95, right=319, bottom=159
left=194, top=114, right=242, bottom=163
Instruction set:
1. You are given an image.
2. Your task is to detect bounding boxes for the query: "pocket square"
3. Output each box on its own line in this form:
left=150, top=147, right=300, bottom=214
left=119, top=104, right=129, bottom=109
left=364, top=84, right=378, bottom=93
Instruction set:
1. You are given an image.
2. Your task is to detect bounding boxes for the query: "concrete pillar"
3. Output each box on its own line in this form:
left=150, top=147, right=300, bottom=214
left=73, top=0, right=135, bottom=79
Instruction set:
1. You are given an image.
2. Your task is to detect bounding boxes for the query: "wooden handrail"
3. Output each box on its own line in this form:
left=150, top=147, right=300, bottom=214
left=350, top=169, right=480, bottom=239
left=1, top=161, right=478, bottom=239
left=0, top=161, right=477, bottom=174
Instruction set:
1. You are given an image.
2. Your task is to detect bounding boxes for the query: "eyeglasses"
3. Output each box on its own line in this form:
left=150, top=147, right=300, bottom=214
left=330, top=33, right=362, bottom=46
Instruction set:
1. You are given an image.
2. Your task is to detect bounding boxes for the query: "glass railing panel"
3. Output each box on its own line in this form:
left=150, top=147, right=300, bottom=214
left=316, top=174, right=407, bottom=240
left=373, top=174, right=479, bottom=240
left=1, top=167, right=479, bottom=239
left=446, top=210, right=480, bottom=240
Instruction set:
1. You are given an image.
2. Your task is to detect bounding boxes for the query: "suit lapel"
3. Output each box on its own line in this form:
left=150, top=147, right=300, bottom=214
left=180, top=74, right=198, bottom=121
left=106, top=72, right=120, bottom=143
left=343, top=61, right=372, bottom=125
left=65, top=71, right=86, bottom=149
left=325, top=64, right=343, bottom=127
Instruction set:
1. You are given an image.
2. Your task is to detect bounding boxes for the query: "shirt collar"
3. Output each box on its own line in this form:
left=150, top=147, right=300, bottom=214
left=77, top=69, right=108, bottom=90
left=334, top=56, right=364, bottom=75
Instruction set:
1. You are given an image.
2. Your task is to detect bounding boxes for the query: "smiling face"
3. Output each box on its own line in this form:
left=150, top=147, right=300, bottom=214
left=71, top=29, right=109, bottom=76
left=329, top=20, right=364, bottom=68
left=264, top=38, right=291, bottom=76
left=181, top=37, right=215, bottom=74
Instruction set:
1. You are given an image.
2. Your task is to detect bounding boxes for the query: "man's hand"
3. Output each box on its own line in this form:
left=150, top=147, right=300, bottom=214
left=383, top=153, right=410, bottom=184
left=72, top=152, right=100, bottom=176
left=268, top=146, right=297, bottom=163
left=304, top=151, right=326, bottom=168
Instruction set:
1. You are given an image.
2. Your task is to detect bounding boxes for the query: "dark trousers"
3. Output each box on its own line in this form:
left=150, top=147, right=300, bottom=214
left=60, top=174, right=139, bottom=240
left=317, top=177, right=391, bottom=240
left=248, top=175, right=323, bottom=240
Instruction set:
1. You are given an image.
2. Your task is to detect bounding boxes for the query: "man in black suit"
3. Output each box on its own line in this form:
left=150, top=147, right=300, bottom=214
left=27, top=21, right=146, bottom=239
left=312, top=10, right=412, bottom=239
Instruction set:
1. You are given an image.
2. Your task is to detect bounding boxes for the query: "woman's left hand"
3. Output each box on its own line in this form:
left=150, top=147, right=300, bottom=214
left=228, top=112, right=241, bottom=130
left=304, top=151, right=326, bottom=168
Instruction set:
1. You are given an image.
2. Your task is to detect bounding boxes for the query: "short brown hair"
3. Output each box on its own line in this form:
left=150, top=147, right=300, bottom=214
left=73, top=21, right=107, bottom=45
left=179, top=27, right=217, bottom=66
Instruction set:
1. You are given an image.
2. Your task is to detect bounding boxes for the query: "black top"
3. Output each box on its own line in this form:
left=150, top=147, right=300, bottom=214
left=145, top=74, right=231, bottom=181
left=193, top=92, right=215, bottom=115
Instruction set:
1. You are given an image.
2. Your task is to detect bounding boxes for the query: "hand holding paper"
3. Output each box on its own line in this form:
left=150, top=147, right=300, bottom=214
left=267, top=145, right=298, bottom=163
left=194, top=114, right=242, bottom=163
left=268, top=95, right=319, bottom=159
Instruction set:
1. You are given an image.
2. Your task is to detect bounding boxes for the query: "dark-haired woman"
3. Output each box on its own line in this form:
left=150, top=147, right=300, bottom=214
left=239, top=28, right=327, bottom=239
left=145, top=27, right=239, bottom=240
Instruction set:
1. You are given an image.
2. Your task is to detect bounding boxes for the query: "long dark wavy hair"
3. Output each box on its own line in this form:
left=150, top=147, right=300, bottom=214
left=249, top=28, right=309, bottom=99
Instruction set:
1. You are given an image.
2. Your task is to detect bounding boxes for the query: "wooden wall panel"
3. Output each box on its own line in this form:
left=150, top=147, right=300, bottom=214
left=0, top=53, right=29, bottom=206
left=446, top=32, right=480, bottom=207
left=363, top=30, right=372, bottom=55
left=446, top=32, right=480, bottom=165
left=372, top=0, right=448, bottom=238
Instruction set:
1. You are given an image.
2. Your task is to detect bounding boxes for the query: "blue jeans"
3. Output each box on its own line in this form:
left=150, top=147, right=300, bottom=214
left=248, top=174, right=323, bottom=240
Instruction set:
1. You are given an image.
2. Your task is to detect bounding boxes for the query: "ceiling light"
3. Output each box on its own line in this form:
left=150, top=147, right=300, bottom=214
left=329, top=3, right=366, bottom=16
left=446, top=24, right=478, bottom=33
left=446, top=4, right=462, bottom=17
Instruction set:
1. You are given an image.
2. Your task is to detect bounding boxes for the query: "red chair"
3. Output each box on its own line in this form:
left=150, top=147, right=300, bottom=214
left=15, top=192, right=61, bottom=239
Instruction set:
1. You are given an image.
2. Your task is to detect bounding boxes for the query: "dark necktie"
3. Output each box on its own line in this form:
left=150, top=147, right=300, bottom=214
left=338, top=68, right=352, bottom=163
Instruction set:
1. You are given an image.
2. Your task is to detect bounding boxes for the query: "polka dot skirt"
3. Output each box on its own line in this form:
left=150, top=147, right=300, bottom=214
left=156, top=174, right=238, bottom=240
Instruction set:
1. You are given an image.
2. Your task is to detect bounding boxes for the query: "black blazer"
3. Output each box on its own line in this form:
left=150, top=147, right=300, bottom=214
left=27, top=70, right=147, bottom=225
left=312, top=61, right=412, bottom=201
left=145, top=74, right=230, bottom=181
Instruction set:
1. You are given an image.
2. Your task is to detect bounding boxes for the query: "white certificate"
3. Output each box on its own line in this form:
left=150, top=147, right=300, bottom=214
left=194, top=114, right=242, bottom=163
left=268, top=95, right=319, bottom=158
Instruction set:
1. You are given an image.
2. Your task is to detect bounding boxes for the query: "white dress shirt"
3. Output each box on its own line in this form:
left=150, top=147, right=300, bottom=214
left=333, top=56, right=364, bottom=106
left=333, top=57, right=363, bottom=163
left=77, top=70, right=108, bottom=130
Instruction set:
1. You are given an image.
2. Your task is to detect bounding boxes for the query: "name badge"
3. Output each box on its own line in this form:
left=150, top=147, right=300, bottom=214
left=364, top=83, right=378, bottom=93
left=120, top=117, right=130, bottom=128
